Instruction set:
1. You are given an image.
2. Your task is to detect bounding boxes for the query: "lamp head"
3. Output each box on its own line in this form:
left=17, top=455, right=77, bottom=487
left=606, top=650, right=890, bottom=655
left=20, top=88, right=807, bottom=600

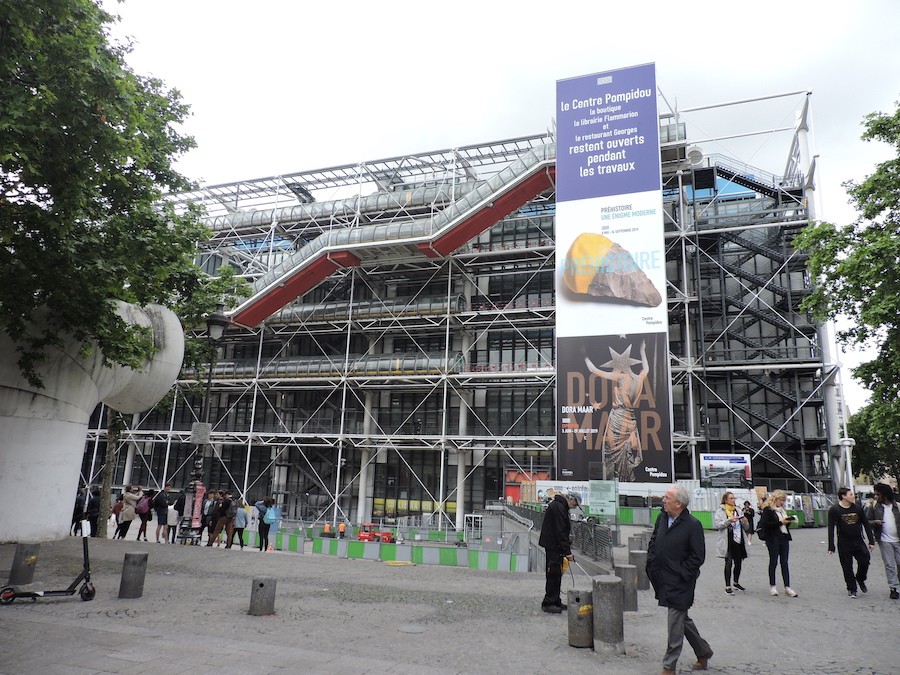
left=206, top=303, right=229, bottom=341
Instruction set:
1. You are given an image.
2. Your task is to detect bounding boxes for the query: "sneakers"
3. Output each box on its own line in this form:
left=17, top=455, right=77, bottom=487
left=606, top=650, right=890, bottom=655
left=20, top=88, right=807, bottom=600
left=769, top=586, right=779, bottom=596
left=857, top=579, right=868, bottom=593
left=890, top=588, right=899, bottom=600
left=849, top=590, right=858, bottom=599
left=785, top=587, right=798, bottom=597
left=733, top=583, right=746, bottom=591
left=725, top=587, right=734, bottom=595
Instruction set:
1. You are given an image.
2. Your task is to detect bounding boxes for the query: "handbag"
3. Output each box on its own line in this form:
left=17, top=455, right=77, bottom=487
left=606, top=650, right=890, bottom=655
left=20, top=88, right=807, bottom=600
left=136, top=495, right=150, bottom=514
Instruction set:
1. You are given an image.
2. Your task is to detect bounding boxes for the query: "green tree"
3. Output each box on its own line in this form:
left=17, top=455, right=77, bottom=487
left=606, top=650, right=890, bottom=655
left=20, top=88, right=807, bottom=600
left=0, top=0, right=241, bottom=387
left=795, top=99, right=900, bottom=457
left=847, top=404, right=900, bottom=484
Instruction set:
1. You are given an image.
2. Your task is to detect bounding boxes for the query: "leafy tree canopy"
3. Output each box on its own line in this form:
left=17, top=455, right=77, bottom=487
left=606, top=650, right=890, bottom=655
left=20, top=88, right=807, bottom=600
left=795, top=99, right=900, bottom=461
left=0, top=0, right=243, bottom=387
left=847, top=404, right=900, bottom=484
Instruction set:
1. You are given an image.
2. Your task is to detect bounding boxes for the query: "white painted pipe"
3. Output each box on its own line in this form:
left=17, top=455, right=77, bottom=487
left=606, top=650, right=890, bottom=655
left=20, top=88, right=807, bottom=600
left=0, top=302, right=184, bottom=542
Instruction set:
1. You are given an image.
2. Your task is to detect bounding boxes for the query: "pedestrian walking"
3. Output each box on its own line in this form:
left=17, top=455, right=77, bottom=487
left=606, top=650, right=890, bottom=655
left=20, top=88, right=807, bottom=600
left=714, top=491, right=749, bottom=594
left=135, top=487, right=151, bottom=541
left=264, top=499, right=282, bottom=551
left=647, top=484, right=713, bottom=674
left=827, top=487, right=875, bottom=598
left=207, top=490, right=235, bottom=548
left=866, top=482, right=900, bottom=600
left=538, top=491, right=580, bottom=613
left=759, top=490, right=798, bottom=597
left=71, top=487, right=87, bottom=536
left=111, top=494, right=124, bottom=538
left=86, top=487, right=101, bottom=537
left=116, top=485, right=140, bottom=540
left=743, top=500, right=756, bottom=544
left=255, top=498, right=272, bottom=551
left=154, top=484, right=172, bottom=543
left=231, top=498, right=248, bottom=549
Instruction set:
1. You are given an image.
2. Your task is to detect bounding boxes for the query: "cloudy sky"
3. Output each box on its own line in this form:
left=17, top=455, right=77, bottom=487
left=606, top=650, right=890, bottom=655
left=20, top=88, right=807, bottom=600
left=102, top=0, right=900, bottom=413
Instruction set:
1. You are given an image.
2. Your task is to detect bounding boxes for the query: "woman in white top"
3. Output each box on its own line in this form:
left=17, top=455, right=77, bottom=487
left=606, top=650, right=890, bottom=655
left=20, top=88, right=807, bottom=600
left=713, top=491, right=749, bottom=594
left=759, top=490, right=798, bottom=597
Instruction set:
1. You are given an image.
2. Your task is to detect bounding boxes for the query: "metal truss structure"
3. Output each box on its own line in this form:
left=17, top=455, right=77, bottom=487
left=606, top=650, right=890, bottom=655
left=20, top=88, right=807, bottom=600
left=82, top=89, right=844, bottom=528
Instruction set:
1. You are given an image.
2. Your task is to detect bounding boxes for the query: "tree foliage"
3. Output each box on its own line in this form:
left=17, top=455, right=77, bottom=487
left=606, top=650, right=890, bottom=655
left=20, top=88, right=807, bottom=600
left=795, top=99, right=900, bottom=459
left=847, top=404, right=900, bottom=484
left=0, top=0, right=242, bottom=387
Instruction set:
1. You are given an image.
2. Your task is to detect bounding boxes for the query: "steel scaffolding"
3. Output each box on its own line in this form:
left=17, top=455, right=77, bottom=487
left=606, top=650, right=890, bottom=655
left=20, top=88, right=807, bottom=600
left=82, top=91, right=842, bottom=528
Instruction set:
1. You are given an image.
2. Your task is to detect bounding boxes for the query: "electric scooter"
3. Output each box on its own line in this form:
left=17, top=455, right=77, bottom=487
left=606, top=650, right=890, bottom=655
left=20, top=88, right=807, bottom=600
left=1, top=520, right=95, bottom=605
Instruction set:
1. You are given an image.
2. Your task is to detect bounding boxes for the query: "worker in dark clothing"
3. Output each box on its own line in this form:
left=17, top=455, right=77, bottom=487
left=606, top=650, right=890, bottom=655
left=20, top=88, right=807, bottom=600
left=538, top=491, right=580, bottom=613
left=828, top=487, right=875, bottom=598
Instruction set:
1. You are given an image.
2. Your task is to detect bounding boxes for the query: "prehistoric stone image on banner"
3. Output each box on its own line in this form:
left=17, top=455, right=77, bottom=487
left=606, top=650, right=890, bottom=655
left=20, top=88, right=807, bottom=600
left=557, top=332, right=672, bottom=483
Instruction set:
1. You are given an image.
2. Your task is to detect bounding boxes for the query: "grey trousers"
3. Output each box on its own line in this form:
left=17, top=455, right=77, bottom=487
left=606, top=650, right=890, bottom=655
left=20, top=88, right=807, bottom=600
left=879, top=540, right=900, bottom=589
left=664, top=607, right=711, bottom=670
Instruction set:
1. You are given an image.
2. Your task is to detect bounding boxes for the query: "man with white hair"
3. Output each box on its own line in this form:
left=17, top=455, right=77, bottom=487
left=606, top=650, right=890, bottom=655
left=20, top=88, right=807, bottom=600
left=538, top=491, right=580, bottom=613
left=647, top=484, right=713, bottom=674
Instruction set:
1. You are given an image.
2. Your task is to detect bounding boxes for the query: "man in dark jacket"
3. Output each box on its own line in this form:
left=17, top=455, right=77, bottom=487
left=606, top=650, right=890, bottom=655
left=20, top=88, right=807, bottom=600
left=538, top=491, right=580, bottom=613
left=647, top=484, right=712, bottom=675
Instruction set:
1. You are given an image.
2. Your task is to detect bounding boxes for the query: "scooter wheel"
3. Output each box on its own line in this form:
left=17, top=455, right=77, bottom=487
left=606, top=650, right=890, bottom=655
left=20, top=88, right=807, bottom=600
left=79, top=584, right=96, bottom=601
left=0, top=586, right=16, bottom=605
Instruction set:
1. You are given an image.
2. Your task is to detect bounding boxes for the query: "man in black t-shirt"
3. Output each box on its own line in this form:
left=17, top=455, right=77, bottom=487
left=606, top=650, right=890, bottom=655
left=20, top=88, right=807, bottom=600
left=828, top=487, right=876, bottom=598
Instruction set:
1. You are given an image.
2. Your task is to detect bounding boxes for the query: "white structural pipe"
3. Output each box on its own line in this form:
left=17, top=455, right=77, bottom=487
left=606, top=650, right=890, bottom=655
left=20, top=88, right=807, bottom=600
left=0, top=302, right=184, bottom=542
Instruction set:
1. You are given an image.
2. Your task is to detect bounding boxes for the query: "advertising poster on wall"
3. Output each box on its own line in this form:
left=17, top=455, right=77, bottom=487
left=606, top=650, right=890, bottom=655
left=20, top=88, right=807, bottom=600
left=555, top=63, right=672, bottom=482
left=699, top=454, right=753, bottom=488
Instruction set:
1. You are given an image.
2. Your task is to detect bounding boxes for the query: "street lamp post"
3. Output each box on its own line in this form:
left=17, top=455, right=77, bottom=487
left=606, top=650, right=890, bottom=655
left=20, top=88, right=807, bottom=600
left=177, top=304, right=229, bottom=545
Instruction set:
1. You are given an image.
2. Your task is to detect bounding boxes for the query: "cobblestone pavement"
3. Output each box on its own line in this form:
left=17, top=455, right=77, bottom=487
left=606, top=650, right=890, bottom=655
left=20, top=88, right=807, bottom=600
left=1, top=527, right=898, bottom=674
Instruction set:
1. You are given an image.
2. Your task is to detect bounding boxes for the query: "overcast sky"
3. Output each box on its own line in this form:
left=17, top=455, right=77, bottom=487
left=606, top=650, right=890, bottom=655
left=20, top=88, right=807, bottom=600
left=102, top=0, right=900, bottom=414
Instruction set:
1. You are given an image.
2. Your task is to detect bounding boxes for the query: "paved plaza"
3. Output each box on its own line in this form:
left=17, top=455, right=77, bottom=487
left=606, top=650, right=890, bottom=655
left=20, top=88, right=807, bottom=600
left=1, top=526, right=898, bottom=674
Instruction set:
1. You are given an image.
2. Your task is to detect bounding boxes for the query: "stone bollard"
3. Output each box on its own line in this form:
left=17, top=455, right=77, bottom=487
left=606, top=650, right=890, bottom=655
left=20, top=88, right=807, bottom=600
left=615, top=563, right=638, bottom=612
left=592, top=574, right=625, bottom=654
left=118, top=552, right=149, bottom=599
left=629, top=549, right=649, bottom=590
left=566, top=588, right=593, bottom=649
left=8, top=542, right=40, bottom=586
left=249, top=577, right=276, bottom=616
left=627, top=535, right=642, bottom=552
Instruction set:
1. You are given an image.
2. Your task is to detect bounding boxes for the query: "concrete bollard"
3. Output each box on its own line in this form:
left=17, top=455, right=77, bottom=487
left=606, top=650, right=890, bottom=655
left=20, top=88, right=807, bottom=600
left=249, top=577, right=276, bottom=616
left=627, top=535, right=643, bottom=555
left=592, top=574, right=625, bottom=654
left=118, top=552, right=148, bottom=599
left=566, top=588, right=593, bottom=649
left=8, top=542, right=40, bottom=586
left=629, top=549, right=649, bottom=590
left=615, top=563, right=638, bottom=612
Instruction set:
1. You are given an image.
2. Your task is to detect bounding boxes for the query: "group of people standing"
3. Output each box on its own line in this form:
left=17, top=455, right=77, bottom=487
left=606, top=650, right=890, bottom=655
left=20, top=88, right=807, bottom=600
left=109, top=484, right=181, bottom=542
left=539, top=481, right=900, bottom=675
left=199, top=491, right=282, bottom=551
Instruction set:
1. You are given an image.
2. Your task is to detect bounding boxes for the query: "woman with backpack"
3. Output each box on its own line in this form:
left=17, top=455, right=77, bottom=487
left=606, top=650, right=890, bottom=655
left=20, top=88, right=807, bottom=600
left=255, top=497, right=274, bottom=552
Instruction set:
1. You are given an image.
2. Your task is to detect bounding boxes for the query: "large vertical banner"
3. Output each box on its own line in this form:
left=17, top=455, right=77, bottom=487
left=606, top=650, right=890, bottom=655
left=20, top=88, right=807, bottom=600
left=555, top=64, right=672, bottom=483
